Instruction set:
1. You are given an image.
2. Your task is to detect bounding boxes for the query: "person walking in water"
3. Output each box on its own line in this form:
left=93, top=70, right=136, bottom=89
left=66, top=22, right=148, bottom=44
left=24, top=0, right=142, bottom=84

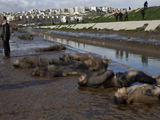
left=1, top=16, right=11, bottom=58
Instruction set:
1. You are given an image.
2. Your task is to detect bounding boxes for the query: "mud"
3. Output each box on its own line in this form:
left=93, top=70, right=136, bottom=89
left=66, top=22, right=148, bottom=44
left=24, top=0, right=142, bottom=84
left=35, top=44, right=66, bottom=52
left=0, top=30, right=160, bottom=120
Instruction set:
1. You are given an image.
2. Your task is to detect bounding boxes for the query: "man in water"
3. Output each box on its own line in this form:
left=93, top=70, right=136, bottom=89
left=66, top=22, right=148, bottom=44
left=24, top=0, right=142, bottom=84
left=1, top=16, right=11, bottom=58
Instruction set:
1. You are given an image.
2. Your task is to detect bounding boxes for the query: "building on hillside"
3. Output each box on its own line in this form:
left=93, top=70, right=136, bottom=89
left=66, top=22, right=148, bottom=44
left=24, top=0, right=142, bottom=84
left=90, top=6, right=97, bottom=12
left=68, top=8, right=75, bottom=14
left=75, top=6, right=86, bottom=14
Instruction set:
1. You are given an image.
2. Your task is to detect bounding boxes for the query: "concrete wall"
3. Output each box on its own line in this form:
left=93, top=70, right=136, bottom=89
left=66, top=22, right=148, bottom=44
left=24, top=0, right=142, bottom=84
left=39, top=20, right=160, bottom=31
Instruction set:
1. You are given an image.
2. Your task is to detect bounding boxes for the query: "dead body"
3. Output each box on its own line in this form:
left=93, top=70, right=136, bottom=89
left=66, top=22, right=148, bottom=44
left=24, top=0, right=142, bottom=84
left=60, top=53, right=109, bottom=71
left=18, top=34, right=34, bottom=40
left=114, top=84, right=160, bottom=104
left=35, top=44, right=66, bottom=52
left=78, top=70, right=157, bottom=88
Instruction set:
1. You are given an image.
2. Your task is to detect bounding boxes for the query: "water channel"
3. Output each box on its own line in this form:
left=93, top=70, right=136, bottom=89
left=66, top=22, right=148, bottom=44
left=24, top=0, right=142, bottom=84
left=38, top=30, right=160, bottom=76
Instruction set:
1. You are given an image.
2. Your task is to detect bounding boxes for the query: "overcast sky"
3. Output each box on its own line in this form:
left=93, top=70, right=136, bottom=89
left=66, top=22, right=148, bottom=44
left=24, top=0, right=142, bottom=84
left=0, top=0, right=159, bottom=12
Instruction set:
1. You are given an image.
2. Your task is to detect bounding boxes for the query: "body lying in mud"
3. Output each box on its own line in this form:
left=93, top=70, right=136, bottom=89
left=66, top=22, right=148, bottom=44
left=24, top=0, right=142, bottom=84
left=78, top=70, right=157, bottom=88
left=35, top=44, right=66, bottom=52
left=18, top=34, right=34, bottom=40
left=114, top=84, right=160, bottom=104
left=13, top=53, right=109, bottom=77
left=13, top=53, right=160, bottom=105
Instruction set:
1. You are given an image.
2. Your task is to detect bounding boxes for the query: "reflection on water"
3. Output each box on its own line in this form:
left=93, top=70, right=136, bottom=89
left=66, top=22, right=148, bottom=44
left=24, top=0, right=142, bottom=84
left=43, top=34, right=160, bottom=76
left=48, top=30, right=160, bottom=45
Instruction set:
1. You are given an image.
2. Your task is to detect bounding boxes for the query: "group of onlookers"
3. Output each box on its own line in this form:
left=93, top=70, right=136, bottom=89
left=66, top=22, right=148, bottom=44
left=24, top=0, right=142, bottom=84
left=115, top=11, right=128, bottom=21
left=114, top=1, right=148, bottom=21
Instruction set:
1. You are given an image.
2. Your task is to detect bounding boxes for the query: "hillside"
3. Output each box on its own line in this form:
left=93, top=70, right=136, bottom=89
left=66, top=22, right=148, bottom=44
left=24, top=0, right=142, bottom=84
left=82, top=6, right=160, bottom=23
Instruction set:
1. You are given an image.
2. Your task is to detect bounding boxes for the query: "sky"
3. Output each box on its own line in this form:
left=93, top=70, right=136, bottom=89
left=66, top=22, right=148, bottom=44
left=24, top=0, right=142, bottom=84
left=0, top=0, right=159, bottom=12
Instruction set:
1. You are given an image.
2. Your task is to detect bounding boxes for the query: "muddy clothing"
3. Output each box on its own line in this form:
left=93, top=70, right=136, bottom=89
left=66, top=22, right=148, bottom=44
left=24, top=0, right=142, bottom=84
left=126, top=84, right=160, bottom=104
left=78, top=70, right=114, bottom=87
left=115, top=71, right=157, bottom=87
left=1, top=23, right=10, bottom=57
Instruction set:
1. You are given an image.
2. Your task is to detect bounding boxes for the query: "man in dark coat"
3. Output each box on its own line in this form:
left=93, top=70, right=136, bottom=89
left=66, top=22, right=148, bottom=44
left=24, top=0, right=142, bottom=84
left=1, top=16, right=10, bottom=58
left=141, top=9, right=145, bottom=20
left=119, top=12, right=123, bottom=21
left=144, top=1, right=148, bottom=8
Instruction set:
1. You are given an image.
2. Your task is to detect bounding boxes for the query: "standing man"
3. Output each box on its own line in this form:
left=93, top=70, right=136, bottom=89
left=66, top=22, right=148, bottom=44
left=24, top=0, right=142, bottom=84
left=119, top=11, right=123, bottom=21
left=144, top=1, right=148, bottom=8
left=124, top=11, right=128, bottom=21
left=1, top=16, right=10, bottom=58
left=141, top=9, right=145, bottom=20
left=115, top=12, right=119, bottom=21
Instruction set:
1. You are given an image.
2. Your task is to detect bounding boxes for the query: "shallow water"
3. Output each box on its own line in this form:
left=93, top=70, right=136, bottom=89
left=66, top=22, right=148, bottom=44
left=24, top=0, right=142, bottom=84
left=40, top=32, right=160, bottom=76
left=1, top=30, right=160, bottom=119
left=48, top=30, right=160, bottom=45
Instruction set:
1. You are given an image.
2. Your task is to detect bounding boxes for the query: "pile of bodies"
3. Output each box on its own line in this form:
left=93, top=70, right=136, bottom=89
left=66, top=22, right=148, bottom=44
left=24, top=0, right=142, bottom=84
left=13, top=53, right=160, bottom=105
left=13, top=53, right=109, bottom=77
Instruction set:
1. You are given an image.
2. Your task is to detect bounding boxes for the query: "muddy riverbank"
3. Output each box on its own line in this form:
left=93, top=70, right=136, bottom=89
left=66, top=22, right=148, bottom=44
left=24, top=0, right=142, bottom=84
left=0, top=30, right=160, bottom=120
left=35, top=29, right=160, bottom=75
left=39, top=28, right=160, bottom=41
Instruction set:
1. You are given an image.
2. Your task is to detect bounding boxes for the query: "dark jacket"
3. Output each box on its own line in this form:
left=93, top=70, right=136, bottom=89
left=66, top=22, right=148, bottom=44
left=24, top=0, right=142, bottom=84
left=1, top=23, right=10, bottom=40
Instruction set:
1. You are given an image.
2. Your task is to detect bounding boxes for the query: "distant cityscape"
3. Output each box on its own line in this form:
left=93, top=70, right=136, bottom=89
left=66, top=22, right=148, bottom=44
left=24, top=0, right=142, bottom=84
left=0, top=6, right=128, bottom=26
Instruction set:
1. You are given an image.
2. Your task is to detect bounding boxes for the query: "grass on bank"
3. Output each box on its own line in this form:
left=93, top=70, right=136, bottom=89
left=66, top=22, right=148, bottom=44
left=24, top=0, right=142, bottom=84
left=42, top=6, right=160, bottom=26
left=83, top=6, right=160, bottom=23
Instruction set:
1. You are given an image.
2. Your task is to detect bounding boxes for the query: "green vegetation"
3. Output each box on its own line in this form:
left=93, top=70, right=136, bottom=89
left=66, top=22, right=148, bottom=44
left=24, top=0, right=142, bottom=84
left=82, top=6, right=160, bottom=23
left=39, top=6, right=160, bottom=27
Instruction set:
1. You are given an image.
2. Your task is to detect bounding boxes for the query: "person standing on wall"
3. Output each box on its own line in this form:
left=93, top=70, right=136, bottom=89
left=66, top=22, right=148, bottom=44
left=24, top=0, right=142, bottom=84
left=144, top=1, right=148, bottom=8
left=141, top=9, right=145, bottom=20
left=1, top=16, right=11, bottom=58
left=124, top=11, right=128, bottom=21
left=115, top=12, right=119, bottom=21
left=119, top=11, right=123, bottom=21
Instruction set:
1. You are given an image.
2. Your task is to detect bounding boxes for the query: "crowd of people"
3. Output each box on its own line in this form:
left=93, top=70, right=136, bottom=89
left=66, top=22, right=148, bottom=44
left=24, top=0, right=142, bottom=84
left=114, top=11, right=128, bottom=21
left=114, top=1, right=148, bottom=21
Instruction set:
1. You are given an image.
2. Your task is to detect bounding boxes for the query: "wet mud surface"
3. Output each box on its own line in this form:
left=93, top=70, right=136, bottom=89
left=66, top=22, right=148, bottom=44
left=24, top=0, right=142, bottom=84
left=0, top=30, right=160, bottom=120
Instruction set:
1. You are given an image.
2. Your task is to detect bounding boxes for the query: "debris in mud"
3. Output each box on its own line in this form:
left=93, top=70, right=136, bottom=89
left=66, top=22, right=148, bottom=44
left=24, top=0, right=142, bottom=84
left=35, top=44, right=66, bottom=52
left=18, top=34, right=34, bottom=40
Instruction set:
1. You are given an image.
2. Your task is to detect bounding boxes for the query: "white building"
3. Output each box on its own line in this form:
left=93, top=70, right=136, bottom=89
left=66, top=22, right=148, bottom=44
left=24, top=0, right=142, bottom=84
left=75, top=6, right=85, bottom=14
left=7, top=15, right=15, bottom=22
left=60, top=16, right=67, bottom=23
left=69, top=8, right=75, bottom=14
left=90, top=6, right=97, bottom=12
left=102, top=6, right=108, bottom=12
